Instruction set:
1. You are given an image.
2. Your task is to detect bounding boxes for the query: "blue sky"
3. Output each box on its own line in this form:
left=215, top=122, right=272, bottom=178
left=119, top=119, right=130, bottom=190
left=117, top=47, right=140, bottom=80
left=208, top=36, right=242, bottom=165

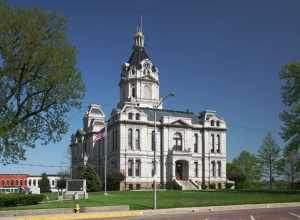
left=2, top=0, right=300, bottom=175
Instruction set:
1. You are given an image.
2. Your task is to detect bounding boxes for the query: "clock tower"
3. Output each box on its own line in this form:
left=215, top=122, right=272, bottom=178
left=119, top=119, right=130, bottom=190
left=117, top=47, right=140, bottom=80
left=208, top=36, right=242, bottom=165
left=118, top=23, right=161, bottom=109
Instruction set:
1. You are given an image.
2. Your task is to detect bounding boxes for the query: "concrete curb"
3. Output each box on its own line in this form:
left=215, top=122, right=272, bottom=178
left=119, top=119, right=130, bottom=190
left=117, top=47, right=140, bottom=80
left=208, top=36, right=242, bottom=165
left=143, top=202, right=300, bottom=216
left=1, top=202, right=300, bottom=220
left=3, top=211, right=143, bottom=220
left=0, top=205, right=129, bottom=217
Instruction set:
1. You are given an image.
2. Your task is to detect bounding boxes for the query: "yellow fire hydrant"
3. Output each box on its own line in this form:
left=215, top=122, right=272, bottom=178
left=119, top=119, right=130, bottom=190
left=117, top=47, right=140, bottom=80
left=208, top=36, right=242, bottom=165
left=74, top=203, right=80, bottom=214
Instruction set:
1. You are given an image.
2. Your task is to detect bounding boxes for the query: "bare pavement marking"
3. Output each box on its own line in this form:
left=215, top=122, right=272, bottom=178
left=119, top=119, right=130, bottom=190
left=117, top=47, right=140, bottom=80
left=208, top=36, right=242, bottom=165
left=289, top=212, right=300, bottom=218
left=250, top=215, right=256, bottom=220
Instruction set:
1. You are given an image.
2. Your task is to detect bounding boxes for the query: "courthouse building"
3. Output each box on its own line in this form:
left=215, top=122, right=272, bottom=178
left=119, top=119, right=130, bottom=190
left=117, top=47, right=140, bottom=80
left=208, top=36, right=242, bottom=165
left=70, top=26, right=227, bottom=190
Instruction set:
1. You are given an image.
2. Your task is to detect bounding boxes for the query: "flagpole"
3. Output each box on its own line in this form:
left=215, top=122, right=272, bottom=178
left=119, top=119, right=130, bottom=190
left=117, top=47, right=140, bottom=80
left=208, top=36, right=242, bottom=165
left=104, top=123, right=108, bottom=196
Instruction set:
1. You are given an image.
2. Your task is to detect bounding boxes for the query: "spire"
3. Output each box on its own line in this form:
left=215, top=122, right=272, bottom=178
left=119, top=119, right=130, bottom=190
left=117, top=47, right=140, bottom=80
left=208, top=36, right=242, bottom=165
left=135, top=16, right=144, bottom=47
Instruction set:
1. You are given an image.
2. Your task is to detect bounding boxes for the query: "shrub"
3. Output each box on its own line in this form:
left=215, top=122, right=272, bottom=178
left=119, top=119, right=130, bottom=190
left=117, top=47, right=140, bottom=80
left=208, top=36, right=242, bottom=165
left=107, top=170, right=125, bottom=191
left=0, top=194, right=45, bottom=207
left=209, top=183, right=216, bottom=189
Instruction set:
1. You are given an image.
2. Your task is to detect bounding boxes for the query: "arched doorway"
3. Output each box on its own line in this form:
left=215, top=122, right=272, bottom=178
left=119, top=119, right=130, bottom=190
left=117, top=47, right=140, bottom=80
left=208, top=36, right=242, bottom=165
left=175, top=160, right=189, bottom=180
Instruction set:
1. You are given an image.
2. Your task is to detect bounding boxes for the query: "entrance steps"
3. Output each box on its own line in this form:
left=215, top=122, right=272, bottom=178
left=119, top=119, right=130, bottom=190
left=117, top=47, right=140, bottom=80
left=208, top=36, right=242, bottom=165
left=174, top=179, right=198, bottom=190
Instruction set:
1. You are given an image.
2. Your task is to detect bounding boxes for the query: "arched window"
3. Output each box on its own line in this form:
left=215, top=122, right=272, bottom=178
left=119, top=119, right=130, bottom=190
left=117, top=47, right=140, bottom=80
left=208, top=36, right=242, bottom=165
left=128, top=128, right=133, bottom=150
left=128, top=159, right=133, bottom=176
left=20, top=180, right=23, bottom=186
left=135, top=159, right=141, bottom=176
left=131, top=84, right=136, bottom=98
left=135, top=129, right=140, bottom=150
left=217, top=134, right=221, bottom=153
left=33, top=179, right=36, bottom=186
left=29, top=179, right=32, bottom=186
left=211, top=120, right=215, bottom=126
left=194, top=133, right=198, bottom=153
left=174, top=133, right=183, bottom=151
left=10, top=180, right=14, bottom=186
left=151, top=131, right=155, bottom=151
left=128, top=113, right=133, bottom=120
left=16, top=180, right=18, bottom=186
left=211, top=134, right=215, bottom=153
left=216, top=121, right=220, bottom=127
left=211, top=161, right=216, bottom=177
left=135, top=113, right=140, bottom=120
left=217, top=161, right=222, bottom=177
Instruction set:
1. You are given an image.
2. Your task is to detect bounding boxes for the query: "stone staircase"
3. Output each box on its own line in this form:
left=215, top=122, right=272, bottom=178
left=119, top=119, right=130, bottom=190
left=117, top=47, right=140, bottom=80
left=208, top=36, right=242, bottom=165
left=174, top=179, right=198, bottom=190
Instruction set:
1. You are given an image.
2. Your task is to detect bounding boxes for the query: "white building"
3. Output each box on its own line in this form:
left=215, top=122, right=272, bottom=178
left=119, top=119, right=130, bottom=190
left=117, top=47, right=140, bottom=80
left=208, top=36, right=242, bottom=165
left=27, top=175, right=61, bottom=194
left=70, top=25, right=227, bottom=190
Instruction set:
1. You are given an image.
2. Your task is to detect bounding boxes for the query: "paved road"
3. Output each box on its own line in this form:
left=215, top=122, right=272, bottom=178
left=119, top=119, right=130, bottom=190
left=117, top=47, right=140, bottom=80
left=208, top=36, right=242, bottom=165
left=82, top=206, right=300, bottom=220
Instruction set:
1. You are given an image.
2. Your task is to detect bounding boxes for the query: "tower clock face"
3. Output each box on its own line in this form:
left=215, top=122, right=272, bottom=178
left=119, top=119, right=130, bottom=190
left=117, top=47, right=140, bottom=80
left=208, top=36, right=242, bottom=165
left=143, top=62, right=150, bottom=69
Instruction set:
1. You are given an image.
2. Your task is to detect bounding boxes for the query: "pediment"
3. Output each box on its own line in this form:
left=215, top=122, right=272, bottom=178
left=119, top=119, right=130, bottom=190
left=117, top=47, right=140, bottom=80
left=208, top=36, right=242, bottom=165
left=171, top=119, right=190, bottom=126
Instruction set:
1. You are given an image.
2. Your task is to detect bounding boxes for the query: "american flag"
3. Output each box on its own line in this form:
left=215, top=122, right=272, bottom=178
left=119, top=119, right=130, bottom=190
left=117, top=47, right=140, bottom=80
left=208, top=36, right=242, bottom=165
left=95, top=127, right=105, bottom=141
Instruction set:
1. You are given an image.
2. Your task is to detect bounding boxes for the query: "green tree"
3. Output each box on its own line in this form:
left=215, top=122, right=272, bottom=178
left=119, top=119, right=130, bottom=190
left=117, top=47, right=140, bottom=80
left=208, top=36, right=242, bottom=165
left=234, top=150, right=261, bottom=188
left=279, top=144, right=300, bottom=189
left=0, top=2, right=85, bottom=163
left=257, top=133, right=281, bottom=189
left=279, top=61, right=300, bottom=149
left=227, top=150, right=260, bottom=189
left=226, top=162, right=245, bottom=187
left=80, top=166, right=101, bottom=192
left=56, top=170, right=69, bottom=191
left=38, top=173, right=50, bottom=193
left=107, top=170, right=125, bottom=191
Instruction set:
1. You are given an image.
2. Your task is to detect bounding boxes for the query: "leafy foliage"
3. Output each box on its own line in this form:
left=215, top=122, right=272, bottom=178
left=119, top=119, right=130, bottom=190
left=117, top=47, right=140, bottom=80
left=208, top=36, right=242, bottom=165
left=279, top=61, right=300, bottom=188
left=227, top=150, right=260, bottom=189
left=278, top=144, right=300, bottom=188
left=0, top=2, right=85, bottom=163
left=257, top=133, right=281, bottom=189
left=56, top=170, right=69, bottom=190
left=0, top=194, right=45, bottom=207
left=38, top=173, right=51, bottom=193
left=279, top=61, right=300, bottom=148
left=107, top=170, right=125, bottom=191
left=80, top=166, right=101, bottom=192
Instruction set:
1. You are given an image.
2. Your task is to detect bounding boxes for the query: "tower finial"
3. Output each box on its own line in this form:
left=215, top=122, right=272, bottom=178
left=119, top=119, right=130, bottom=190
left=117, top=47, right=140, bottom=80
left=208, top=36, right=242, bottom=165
left=140, top=15, right=143, bottom=32
left=135, top=16, right=144, bottom=47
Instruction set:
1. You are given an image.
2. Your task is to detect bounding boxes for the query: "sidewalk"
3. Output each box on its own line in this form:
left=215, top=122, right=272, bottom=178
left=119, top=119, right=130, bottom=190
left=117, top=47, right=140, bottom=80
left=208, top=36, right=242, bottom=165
left=3, top=211, right=143, bottom=220
left=2, top=202, right=300, bottom=220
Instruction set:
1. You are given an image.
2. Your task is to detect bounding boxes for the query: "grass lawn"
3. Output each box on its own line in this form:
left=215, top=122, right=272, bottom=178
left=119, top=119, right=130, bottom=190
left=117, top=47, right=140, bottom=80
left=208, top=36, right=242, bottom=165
left=1, top=190, right=300, bottom=211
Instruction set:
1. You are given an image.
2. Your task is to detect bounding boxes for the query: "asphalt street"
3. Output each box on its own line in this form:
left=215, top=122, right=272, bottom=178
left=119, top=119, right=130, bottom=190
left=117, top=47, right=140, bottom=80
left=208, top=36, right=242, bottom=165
left=81, top=206, right=300, bottom=220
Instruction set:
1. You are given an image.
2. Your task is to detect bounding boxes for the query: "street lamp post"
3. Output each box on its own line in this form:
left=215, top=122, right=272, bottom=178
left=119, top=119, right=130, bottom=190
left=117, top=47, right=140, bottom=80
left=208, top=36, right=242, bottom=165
left=104, top=124, right=108, bottom=196
left=153, top=92, right=175, bottom=209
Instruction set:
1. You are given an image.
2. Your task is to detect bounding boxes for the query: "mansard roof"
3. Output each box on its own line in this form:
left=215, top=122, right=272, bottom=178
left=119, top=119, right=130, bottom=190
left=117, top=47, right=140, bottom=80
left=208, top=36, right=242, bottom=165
left=138, top=107, right=200, bottom=124
left=128, top=46, right=150, bottom=68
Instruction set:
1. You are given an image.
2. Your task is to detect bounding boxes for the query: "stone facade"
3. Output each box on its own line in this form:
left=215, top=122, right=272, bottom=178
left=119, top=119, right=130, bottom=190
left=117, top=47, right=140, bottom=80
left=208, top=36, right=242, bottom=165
left=70, top=26, right=227, bottom=190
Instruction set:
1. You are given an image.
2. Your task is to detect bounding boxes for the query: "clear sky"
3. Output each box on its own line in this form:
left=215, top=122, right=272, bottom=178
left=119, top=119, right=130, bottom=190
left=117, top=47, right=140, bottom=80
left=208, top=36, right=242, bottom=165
left=2, top=0, right=300, bottom=175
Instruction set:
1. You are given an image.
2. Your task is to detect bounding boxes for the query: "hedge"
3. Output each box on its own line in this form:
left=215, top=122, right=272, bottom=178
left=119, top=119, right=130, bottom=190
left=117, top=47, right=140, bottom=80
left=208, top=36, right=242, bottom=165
left=0, top=194, right=45, bottom=207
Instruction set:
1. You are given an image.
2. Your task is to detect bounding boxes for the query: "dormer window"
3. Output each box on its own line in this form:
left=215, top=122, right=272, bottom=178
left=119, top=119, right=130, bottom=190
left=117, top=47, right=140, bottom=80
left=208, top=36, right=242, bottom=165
left=216, top=121, right=220, bottom=127
left=211, top=120, right=215, bottom=126
left=128, top=113, right=133, bottom=120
